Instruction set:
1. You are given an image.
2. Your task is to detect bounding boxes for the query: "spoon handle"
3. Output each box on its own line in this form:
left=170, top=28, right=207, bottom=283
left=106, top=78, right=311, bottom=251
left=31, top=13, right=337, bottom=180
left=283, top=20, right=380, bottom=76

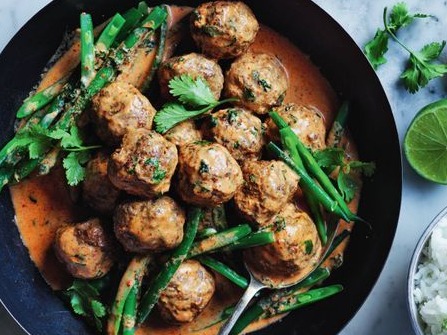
left=218, top=278, right=265, bottom=335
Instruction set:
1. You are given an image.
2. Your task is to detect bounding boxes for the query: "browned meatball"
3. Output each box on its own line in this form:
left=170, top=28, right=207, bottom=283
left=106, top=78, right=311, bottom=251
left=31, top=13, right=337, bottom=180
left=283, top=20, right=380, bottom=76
left=82, top=152, right=121, bottom=214
left=202, top=108, right=264, bottom=161
left=114, top=196, right=185, bottom=253
left=198, top=205, right=227, bottom=233
left=245, top=203, right=322, bottom=277
left=91, top=81, right=156, bottom=145
left=234, top=160, right=298, bottom=226
left=158, top=53, right=224, bottom=100
left=158, top=260, right=215, bottom=324
left=224, top=52, right=289, bottom=114
left=177, top=141, right=243, bottom=207
left=190, top=1, right=259, bottom=59
left=164, top=120, right=202, bottom=147
left=108, top=129, right=178, bottom=198
left=54, top=218, right=114, bottom=279
left=265, top=103, right=326, bottom=150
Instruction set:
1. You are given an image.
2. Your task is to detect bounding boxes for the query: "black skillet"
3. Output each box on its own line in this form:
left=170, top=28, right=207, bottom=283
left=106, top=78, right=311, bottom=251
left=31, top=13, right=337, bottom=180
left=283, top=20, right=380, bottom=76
left=0, top=0, right=402, bottom=334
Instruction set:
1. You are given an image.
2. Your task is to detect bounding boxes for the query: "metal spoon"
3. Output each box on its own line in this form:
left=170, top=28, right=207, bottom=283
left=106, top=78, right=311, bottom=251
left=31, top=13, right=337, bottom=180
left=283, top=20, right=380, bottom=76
left=218, top=215, right=340, bottom=335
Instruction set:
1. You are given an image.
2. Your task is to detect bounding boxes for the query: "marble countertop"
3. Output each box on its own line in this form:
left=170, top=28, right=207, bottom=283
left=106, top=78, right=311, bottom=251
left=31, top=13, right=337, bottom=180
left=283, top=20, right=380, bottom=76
left=2, top=0, right=447, bottom=334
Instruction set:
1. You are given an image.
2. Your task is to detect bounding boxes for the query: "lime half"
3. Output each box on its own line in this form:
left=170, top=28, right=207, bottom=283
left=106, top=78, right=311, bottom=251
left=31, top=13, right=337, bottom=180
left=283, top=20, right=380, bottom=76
left=404, top=99, right=447, bottom=184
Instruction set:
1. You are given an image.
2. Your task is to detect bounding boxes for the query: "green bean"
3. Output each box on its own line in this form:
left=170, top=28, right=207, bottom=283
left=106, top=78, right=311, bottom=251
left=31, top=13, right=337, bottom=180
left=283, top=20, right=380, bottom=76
left=196, top=227, right=218, bottom=240
left=187, top=224, right=252, bottom=258
left=305, top=190, right=327, bottom=244
left=265, top=285, right=343, bottom=316
left=267, top=142, right=348, bottom=220
left=137, top=207, right=202, bottom=325
left=16, top=77, right=67, bottom=118
left=122, top=285, right=138, bottom=335
left=221, top=231, right=275, bottom=252
left=115, top=8, right=144, bottom=45
left=108, top=255, right=152, bottom=335
left=229, top=268, right=330, bottom=335
left=197, top=256, right=248, bottom=289
left=95, top=13, right=126, bottom=54
left=80, top=13, right=96, bottom=87
left=137, top=1, right=149, bottom=16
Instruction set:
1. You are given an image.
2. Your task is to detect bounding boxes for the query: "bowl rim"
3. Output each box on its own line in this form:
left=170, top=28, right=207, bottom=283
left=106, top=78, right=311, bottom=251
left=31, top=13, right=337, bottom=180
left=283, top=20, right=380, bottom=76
left=407, top=205, right=447, bottom=335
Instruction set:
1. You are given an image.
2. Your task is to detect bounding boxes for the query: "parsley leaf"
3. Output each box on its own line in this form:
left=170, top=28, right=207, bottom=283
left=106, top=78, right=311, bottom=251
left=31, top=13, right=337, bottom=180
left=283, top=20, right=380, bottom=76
left=63, top=151, right=91, bottom=186
left=155, top=75, right=237, bottom=133
left=400, top=41, right=447, bottom=93
left=168, top=74, right=217, bottom=107
left=64, top=280, right=107, bottom=332
left=364, top=3, right=431, bottom=70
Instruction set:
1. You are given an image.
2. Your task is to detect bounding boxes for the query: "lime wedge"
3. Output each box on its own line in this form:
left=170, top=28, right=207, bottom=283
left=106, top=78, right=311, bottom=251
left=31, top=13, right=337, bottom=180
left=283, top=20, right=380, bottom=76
left=404, top=99, right=447, bottom=184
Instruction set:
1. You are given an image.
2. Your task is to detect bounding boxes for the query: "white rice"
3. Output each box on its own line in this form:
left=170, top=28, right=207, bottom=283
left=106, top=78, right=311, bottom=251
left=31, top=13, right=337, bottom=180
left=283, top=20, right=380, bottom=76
left=414, top=216, right=447, bottom=335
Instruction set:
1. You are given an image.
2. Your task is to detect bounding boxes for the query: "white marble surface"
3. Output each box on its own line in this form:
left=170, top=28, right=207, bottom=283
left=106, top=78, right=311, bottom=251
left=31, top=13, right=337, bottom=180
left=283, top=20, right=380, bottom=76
left=2, top=0, right=447, bottom=334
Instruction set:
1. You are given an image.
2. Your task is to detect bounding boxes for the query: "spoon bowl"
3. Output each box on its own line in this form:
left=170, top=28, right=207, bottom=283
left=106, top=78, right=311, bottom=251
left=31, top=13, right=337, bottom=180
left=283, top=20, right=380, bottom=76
left=218, top=216, right=341, bottom=335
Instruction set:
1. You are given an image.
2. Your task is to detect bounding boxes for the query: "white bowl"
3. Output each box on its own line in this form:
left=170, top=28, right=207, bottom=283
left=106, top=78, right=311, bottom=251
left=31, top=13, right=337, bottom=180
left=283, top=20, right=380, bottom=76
left=407, top=206, right=447, bottom=335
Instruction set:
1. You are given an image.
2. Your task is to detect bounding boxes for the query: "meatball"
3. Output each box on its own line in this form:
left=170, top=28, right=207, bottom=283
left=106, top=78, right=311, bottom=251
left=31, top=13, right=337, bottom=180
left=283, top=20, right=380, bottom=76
left=245, top=203, right=322, bottom=277
left=265, top=103, right=326, bottom=151
left=158, top=260, right=215, bottom=324
left=202, top=108, right=264, bottom=161
left=91, top=81, right=156, bottom=145
left=114, top=196, right=185, bottom=253
left=108, top=129, right=178, bottom=198
left=190, top=1, right=259, bottom=59
left=54, top=218, right=114, bottom=279
left=82, top=152, right=121, bottom=214
left=158, top=53, right=224, bottom=100
left=234, top=160, right=299, bottom=226
left=177, top=141, right=243, bottom=207
left=198, top=205, right=227, bottom=233
left=164, top=120, right=202, bottom=147
left=224, top=52, right=289, bottom=114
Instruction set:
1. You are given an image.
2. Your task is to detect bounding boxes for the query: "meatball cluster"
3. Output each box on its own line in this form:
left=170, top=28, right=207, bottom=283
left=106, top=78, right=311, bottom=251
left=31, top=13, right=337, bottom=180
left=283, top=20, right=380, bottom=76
left=51, top=1, right=337, bottom=327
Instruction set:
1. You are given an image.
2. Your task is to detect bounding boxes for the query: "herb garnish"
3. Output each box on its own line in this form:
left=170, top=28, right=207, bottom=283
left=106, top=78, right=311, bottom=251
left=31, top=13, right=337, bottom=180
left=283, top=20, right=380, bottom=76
left=154, top=75, right=237, bottom=133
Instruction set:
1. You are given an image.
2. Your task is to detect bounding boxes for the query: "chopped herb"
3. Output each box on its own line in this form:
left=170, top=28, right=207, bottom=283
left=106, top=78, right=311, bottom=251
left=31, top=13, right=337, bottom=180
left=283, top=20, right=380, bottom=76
left=199, top=160, right=209, bottom=174
left=243, top=87, right=256, bottom=102
left=304, top=240, right=313, bottom=255
left=233, top=141, right=240, bottom=149
left=276, top=92, right=286, bottom=105
left=194, top=180, right=211, bottom=193
left=248, top=174, right=257, bottom=183
left=194, top=140, right=212, bottom=146
left=210, top=115, right=218, bottom=127
left=274, top=216, right=286, bottom=231
left=201, top=25, right=223, bottom=37
left=145, top=157, right=166, bottom=183
left=227, top=109, right=239, bottom=124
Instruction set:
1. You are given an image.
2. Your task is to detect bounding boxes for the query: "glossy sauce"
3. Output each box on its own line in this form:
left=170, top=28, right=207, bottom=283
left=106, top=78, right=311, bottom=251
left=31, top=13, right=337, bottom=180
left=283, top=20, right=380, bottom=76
left=9, top=10, right=359, bottom=335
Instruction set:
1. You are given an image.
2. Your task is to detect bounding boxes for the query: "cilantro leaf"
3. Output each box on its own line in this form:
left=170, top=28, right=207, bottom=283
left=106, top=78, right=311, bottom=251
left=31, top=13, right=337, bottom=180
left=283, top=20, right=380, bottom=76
left=63, top=151, right=91, bottom=186
left=401, top=41, right=447, bottom=93
left=364, top=3, right=431, bottom=70
left=155, top=75, right=237, bottom=134
left=348, top=160, right=376, bottom=177
left=313, top=148, right=345, bottom=169
left=64, top=279, right=108, bottom=332
left=364, top=29, right=390, bottom=70
left=169, top=74, right=217, bottom=107
left=154, top=102, right=210, bottom=134
left=337, top=171, right=358, bottom=203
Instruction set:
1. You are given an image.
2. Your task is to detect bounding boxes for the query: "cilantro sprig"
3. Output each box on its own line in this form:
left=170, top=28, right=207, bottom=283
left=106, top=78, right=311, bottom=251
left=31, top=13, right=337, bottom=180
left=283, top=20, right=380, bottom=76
left=314, top=147, right=375, bottom=202
left=154, top=75, right=237, bottom=133
left=364, top=3, right=431, bottom=69
left=64, top=279, right=108, bottom=332
left=364, top=3, right=447, bottom=93
left=12, top=124, right=100, bottom=186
